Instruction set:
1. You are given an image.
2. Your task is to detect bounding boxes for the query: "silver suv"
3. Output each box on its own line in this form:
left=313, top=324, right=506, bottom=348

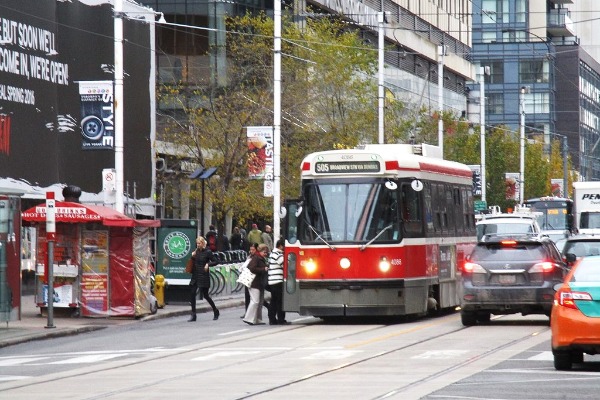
left=476, top=211, right=541, bottom=242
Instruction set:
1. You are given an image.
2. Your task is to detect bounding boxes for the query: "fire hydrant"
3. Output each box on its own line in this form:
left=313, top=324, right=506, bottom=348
left=154, top=274, right=167, bottom=308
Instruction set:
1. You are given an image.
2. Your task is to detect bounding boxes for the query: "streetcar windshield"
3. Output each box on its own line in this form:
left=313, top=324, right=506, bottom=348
left=300, top=180, right=400, bottom=244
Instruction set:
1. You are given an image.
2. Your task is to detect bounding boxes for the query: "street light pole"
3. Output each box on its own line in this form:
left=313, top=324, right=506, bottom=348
left=480, top=66, right=489, bottom=203
left=273, top=0, right=282, bottom=240
left=519, top=86, right=530, bottom=204
left=378, top=11, right=385, bottom=144
left=114, top=0, right=125, bottom=213
left=563, top=136, right=568, bottom=197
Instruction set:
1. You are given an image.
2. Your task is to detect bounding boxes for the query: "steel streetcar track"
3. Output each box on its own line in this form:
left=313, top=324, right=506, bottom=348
left=1, top=314, right=547, bottom=399
left=372, top=325, right=551, bottom=399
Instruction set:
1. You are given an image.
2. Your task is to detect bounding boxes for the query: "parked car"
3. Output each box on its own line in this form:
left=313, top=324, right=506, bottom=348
left=460, top=234, right=566, bottom=326
left=551, top=255, right=600, bottom=370
left=476, top=211, right=541, bottom=242
left=561, top=235, right=600, bottom=268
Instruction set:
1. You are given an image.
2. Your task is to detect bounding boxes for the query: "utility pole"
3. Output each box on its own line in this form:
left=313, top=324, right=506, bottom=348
left=437, top=45, right=445, bottom=155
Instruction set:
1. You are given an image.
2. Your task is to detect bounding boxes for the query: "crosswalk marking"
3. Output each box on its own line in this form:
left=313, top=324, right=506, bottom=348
left=0, top=350, right=562, bottom=370
left=527, top=351, right=553, bottom=361
left=412, top=350, right=469, bottom=360
left=49, top=354, right=129, bottom=364
left=301, top=350, right=363, bottom=360
left=192, top=351, right=260, bottom=361
left=0, top=375, right=28, bottom=382
left=0, top=357, right=49, bottom=366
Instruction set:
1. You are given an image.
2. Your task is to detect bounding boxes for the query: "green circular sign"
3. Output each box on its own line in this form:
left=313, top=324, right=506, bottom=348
left=163, top=231, right=191, bottom=259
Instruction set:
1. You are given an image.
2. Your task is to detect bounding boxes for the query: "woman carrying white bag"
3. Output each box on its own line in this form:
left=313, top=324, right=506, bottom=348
left=241, top=244, right=270, bottom=325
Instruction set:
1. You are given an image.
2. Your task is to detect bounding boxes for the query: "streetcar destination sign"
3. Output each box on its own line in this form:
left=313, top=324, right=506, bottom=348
left=315, top=161, right=381, bottom=173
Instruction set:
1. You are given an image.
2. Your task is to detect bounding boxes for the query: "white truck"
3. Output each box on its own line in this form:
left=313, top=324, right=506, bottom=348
left=573, top=181, right=600, bottom=234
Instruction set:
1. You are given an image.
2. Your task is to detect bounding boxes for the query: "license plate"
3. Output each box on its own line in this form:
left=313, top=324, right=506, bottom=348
left=498, top=274, right=516, bottom=285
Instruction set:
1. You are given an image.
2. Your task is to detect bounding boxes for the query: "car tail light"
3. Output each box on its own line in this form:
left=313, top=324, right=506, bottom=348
left=529, top=261, right=555, bottom=273
left=500, top=240, right=517, bottom=247
left=556, top=290, right=593, bottom=310
left=463, top=262, right=485, bottom=274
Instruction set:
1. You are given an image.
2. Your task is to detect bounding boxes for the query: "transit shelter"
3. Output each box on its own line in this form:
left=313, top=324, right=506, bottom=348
left=22, top=201, right=160, bottom=318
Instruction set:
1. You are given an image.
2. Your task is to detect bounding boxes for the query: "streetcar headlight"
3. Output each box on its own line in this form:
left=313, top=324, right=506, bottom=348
left=379, top=257, right=391, bottom=272
left=339, top=257, right=351, bottom=269
left=302, top=258, right=317, bottom=274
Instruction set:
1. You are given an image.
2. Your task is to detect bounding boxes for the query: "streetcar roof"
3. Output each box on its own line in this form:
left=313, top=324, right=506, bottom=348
left=300, top=144, right=472, bottom=179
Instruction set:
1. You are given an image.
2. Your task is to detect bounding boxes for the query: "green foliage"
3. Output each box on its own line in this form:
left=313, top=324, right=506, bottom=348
left=157, top=12, right=575, bottom=225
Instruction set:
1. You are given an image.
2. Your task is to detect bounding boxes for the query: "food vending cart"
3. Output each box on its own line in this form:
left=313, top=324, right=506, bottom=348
left=22, top=201, right=160, bottom=318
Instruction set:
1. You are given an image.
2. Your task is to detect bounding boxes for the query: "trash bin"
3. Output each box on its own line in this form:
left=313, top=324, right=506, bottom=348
left=154, top=274, right=167, bottom=308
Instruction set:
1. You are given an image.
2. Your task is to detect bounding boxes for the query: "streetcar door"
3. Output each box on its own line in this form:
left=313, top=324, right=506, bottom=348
left=282, top=199, right=301, bottom=312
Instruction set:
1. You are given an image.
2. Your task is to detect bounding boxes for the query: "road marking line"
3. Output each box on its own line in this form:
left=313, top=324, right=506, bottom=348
left=218, top=329, right=249, bottom=336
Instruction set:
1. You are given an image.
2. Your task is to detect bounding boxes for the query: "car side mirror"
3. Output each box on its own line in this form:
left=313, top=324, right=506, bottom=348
left=565, top=253, right=576, bottom=263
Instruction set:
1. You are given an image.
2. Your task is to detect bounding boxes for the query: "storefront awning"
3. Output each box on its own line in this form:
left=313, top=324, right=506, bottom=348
left=22, top=201, right=160, bottom=227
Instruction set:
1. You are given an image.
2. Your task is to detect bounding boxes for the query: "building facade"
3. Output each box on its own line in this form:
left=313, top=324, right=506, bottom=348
left=469, top=0, right=600, bottom=181
left=141, top=0, right=474, bottom=219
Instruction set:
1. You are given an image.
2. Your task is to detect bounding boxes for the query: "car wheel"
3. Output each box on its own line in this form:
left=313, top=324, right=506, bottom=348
left=572, top=351, right=584, bottom=364
left=553, top=350, right=573, bottom=370
left=476, top=312, right=491, bottom=324
left=461, top=310, right=477, bottom=326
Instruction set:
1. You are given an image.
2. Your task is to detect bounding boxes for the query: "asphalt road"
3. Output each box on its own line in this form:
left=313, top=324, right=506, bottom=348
left=1, top=308, right=598, bottom=399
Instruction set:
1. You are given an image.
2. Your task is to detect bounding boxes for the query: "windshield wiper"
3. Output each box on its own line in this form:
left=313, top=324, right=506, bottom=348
left=307, top=223, right=336, bottom=251
left=360, top=224, right=393, bottom=251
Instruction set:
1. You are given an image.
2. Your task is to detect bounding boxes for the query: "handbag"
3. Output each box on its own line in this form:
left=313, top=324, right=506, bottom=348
left=236, top=264, right=256, bottom=288
left=185, top=257, right=194, bottom=274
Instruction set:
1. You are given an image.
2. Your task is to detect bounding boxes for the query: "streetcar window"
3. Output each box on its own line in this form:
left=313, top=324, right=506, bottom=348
left=401, top=183, right=423, bottom=236
left=300, top=181, right=401, bottom=243
left=424, top=184, right=434, bottom=232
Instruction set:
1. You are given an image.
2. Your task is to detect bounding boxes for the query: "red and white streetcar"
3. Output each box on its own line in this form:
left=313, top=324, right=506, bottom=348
left=282, top=143, right=477, bottom=318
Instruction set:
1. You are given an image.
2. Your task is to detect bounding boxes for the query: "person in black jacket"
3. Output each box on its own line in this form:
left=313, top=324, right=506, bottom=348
left=188, top=236, right=220, bottom=322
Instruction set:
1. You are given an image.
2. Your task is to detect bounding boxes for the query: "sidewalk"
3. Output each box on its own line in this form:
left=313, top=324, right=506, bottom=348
left=0, top=294, right=245, bottom=349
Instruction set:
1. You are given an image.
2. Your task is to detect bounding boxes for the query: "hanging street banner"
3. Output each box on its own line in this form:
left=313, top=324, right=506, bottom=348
left=78, top=81, right=114, bottom=150
left=468, top=165, right=482, bottom=197
left=505, top=173, right=520, bottom=201
left=551, top=178, right=564, bottom=197
left=247, top=126, right=274, bottom=180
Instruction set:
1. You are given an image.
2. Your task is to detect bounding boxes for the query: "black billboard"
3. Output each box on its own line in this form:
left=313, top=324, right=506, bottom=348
left=0, top=1, right=153, bottom=198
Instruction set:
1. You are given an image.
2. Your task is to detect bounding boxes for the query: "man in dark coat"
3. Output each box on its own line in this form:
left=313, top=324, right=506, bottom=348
left=188, top=236, right=220, bottom=321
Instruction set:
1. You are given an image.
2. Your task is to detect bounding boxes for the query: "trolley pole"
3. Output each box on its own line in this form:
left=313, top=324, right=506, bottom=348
left=45, top=192, right=56, bottom=329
